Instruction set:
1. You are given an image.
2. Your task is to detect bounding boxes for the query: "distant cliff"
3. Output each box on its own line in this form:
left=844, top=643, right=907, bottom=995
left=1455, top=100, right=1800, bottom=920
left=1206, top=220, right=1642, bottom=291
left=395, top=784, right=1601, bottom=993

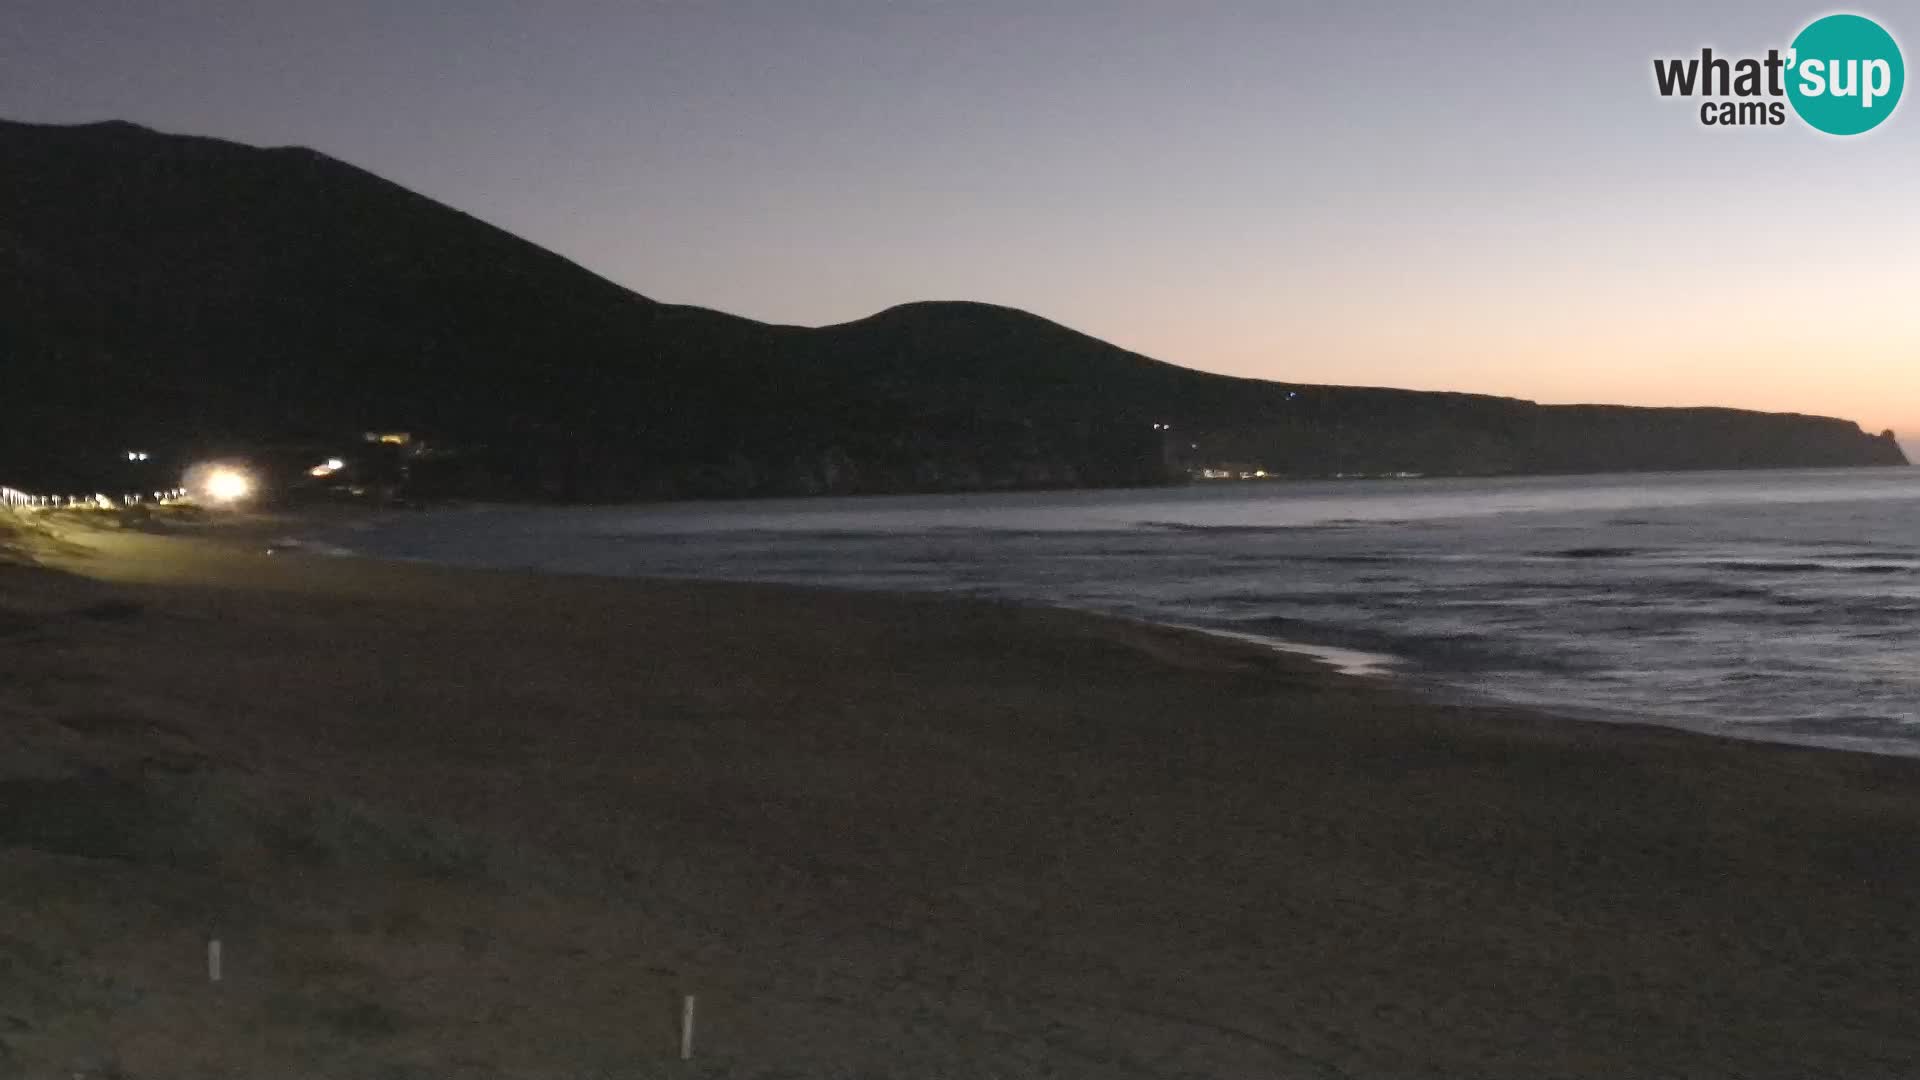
left=0, top=118, right=1904, bottom=497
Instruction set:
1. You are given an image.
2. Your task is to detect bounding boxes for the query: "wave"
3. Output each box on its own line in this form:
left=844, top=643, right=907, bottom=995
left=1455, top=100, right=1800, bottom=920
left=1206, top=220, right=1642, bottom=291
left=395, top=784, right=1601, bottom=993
left=1223, top=615, right=1595, bottom=675
left=1698, top=559, right=1916, bottom=576
left=1138, top=518, right=1414, bottom=533
left=269, top=537, right=358, bottom=557
left=1756, top=714, right=1918, bottom=737
left=1308, top=554, right=1399, bottom=564
left=1544, top=546, right=1642, bottom=559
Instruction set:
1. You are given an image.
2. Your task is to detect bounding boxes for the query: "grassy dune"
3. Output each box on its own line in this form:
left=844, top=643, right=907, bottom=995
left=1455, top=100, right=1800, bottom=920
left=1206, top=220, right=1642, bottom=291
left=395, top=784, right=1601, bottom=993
left=2, top=510, right=1918, bottom=1078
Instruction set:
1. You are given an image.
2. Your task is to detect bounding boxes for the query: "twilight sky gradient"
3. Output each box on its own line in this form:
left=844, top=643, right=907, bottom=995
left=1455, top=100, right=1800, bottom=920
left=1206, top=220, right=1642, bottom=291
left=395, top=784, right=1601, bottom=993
left=6, top=1, right=1917, bottom=446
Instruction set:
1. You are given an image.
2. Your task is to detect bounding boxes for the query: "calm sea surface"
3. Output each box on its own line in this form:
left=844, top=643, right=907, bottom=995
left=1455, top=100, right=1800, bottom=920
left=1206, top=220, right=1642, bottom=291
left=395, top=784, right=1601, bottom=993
left=321, top=467, right=1920, bottom=757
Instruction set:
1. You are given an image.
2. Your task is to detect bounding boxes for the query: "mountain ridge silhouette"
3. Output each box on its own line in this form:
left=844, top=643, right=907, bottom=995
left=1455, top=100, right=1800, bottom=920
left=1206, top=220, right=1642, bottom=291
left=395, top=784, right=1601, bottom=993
left=1, top=117, right=1904, bottom=497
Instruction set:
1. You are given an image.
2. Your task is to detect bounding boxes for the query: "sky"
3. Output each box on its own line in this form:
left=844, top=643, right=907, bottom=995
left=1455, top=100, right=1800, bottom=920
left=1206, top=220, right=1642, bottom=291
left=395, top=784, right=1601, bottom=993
left=6, top=1, right=1917, bottom=448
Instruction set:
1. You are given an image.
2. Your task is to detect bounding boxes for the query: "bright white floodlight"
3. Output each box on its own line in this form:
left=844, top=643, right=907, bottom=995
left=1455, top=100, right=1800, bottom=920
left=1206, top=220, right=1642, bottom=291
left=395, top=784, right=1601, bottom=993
left=203, top=468, right=253, bottom=503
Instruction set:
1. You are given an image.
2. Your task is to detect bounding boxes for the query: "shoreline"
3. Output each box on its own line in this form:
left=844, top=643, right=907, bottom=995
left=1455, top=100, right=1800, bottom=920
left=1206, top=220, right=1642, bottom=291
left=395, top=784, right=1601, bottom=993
left=6, top=508, right=1920, bottom=1077
left=26, top=502, right=1920, bottom=774
left=262, top=500, right=1920, bottom=763
left=25, top=503, right=1920, bottom=765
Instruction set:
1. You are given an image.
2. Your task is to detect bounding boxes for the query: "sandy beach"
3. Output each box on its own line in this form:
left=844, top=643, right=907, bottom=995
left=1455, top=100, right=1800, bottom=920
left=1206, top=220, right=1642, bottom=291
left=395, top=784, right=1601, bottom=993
left=3, top=508, right=1918, bottom=1079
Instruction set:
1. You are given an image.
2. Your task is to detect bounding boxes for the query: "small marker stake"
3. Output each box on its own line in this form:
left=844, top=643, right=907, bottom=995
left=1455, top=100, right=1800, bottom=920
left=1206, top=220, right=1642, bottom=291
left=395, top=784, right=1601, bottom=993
left=680, top=994, right=696, bottom=1060
left=207, top=939, right=223, bottom=983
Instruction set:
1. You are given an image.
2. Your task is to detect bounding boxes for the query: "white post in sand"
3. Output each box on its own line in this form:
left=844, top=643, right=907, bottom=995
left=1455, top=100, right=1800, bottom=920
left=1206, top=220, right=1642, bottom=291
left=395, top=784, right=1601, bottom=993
left=207, top=939, right=223, bottom=983
left=680, top=994, right=697, bottom=1060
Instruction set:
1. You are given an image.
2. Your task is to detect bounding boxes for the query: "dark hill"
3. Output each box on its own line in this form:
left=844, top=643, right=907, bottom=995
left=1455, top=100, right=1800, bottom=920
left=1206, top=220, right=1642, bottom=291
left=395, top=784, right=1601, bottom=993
left=1, top=119, right=1904, bottom=498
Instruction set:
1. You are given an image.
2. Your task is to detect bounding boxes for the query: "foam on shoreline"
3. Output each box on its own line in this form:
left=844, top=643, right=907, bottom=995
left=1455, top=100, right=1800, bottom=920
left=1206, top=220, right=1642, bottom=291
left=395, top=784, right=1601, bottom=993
left=1154, top=621, right=1402, bottom=677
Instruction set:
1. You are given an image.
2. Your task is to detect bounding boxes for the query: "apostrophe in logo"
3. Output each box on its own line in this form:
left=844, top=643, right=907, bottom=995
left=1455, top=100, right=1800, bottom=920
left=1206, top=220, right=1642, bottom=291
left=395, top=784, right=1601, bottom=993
left=1786, top=14, right=1904, bottom=134
left=1653, top=12, right=1904, bottom=135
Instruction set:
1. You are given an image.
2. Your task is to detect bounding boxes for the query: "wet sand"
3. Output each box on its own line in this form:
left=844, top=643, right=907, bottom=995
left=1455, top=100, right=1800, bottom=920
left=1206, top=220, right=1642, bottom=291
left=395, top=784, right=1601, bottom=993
left=3, top=509, right=1918, bottom=1078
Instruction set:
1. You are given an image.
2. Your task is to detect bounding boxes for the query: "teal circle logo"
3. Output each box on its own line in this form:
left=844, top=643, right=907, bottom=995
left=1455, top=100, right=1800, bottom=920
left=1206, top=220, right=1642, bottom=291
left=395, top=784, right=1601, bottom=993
left=1787, top=14, right=1904, bottom=135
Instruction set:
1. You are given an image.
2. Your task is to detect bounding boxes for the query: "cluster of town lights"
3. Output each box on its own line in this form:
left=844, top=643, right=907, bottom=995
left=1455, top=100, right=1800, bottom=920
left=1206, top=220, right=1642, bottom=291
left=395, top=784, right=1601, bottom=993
left=3, top=462, right=261, bottom=510
left=2, top=485, right=192, bottom=509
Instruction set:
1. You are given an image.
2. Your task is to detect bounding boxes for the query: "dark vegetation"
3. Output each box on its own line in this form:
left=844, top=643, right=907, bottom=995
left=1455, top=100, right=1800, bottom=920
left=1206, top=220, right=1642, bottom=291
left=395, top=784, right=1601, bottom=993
left=1, top=118, right=1904, bottom=499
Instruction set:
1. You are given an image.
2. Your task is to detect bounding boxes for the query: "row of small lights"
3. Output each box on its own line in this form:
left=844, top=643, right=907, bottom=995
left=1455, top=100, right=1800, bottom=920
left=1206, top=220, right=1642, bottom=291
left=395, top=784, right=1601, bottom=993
left=2, top=455, right=324, bottom=513
left=1, top=485, right=192, bottom=510
left=2, top=449, right=185, bottom=509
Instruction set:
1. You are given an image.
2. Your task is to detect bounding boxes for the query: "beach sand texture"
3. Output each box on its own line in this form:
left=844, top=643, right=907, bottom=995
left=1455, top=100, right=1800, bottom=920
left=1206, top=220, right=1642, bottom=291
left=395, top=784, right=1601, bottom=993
left=3, top=511, right=1918, bottom=1078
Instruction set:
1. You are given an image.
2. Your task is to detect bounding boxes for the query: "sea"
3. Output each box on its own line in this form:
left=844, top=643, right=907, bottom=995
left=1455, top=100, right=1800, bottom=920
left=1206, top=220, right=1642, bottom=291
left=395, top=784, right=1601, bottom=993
left=315, top=467, right=1920, bottom=758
